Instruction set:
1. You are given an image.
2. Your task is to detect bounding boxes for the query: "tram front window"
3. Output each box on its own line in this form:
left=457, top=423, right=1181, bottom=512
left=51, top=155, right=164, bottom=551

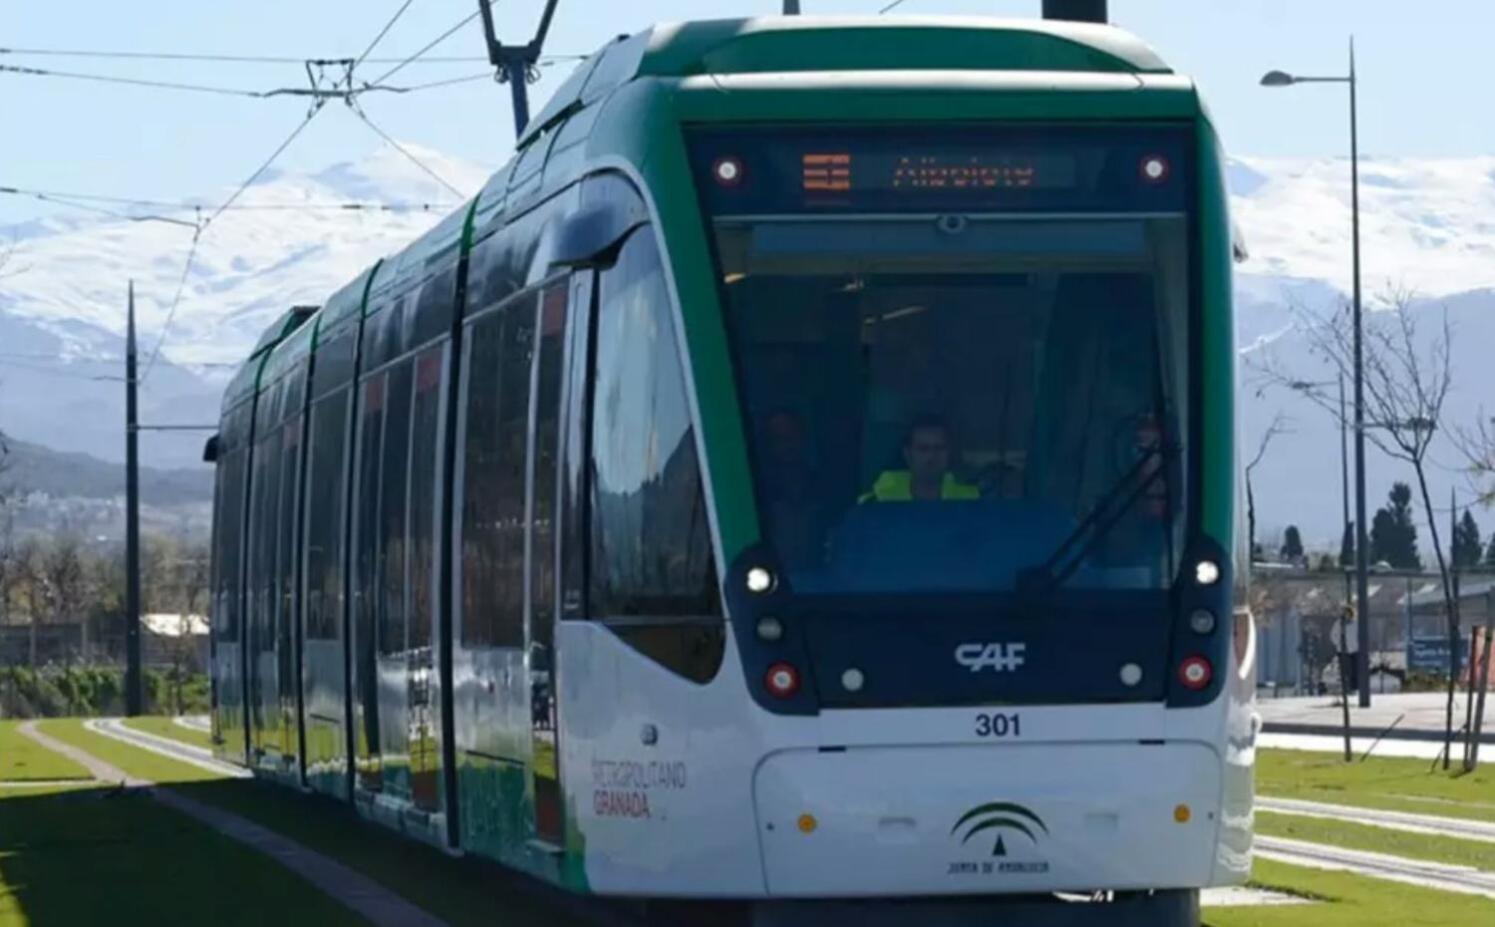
left=717, top=215, right=1191, bottom=595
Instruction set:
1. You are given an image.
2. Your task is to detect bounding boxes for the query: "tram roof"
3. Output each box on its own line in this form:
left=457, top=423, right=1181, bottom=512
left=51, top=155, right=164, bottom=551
left=518, top=16, right=1170, bottom=149
left=228, top=16, right=1179, bottom=409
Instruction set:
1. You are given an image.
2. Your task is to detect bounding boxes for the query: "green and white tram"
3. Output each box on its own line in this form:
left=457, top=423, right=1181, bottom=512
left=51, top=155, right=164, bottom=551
left=208, top=15, right=1254, bottom=924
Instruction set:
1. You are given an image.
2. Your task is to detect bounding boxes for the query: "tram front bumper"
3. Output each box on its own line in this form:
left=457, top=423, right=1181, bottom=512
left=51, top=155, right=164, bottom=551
left=752, top=741, right=1222, bottom=897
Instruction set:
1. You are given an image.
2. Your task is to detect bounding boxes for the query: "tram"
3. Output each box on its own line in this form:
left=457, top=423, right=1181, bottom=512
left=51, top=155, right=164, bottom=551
left=207, top=15, right=1255, bottom=924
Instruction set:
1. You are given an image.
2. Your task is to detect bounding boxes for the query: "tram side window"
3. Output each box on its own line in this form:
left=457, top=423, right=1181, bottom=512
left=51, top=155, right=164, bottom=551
left=304, top=391, right=349, bottom=640
left=248, top=421, right=282, bottom=658
left=213, top=447, right=247, bottom=642
left=588, top=230, right=719, bottom=618
left=458, top=295, right=536, bottom=648
left=353, top=375, right=386, bottom=663
left=278, top=412, right=302, bottom=632
left=408, top=347, right=444, bottom=651
left=379, top=360, right=413, bottom=657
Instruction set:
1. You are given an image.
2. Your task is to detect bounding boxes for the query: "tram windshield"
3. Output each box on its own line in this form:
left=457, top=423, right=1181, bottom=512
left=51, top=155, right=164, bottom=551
left=713, top=214, right=1191, bottom=595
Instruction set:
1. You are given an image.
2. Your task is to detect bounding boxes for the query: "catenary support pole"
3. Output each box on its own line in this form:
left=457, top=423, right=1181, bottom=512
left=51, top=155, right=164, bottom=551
left=1349, top=37, right=1371, bottom=708
left=125, top=281, right=143, bottom=716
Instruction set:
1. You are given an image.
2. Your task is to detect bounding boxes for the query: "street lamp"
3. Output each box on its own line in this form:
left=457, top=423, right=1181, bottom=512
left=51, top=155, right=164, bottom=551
left=1289, top=375, right=1351, bottom=584
left=1263, top=39, right=1370, bottom=707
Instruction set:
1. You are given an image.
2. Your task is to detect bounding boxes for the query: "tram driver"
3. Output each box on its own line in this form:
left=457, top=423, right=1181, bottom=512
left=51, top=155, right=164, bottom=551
left=860, top=414, right=980, bottom=503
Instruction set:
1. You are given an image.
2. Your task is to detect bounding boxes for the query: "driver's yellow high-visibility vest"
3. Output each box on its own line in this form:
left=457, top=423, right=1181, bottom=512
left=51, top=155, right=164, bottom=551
left=859, top=471, right=980, bottom=503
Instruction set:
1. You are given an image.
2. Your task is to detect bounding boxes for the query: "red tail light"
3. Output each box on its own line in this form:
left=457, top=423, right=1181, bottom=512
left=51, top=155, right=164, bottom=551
left=765, top=662, right=801, bottom=699
left=1178, top=655, right=1213, bottom=690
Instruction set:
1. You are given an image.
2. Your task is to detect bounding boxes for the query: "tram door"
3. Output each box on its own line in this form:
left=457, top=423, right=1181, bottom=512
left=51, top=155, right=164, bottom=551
left=525, top=280, right=573, bottom=847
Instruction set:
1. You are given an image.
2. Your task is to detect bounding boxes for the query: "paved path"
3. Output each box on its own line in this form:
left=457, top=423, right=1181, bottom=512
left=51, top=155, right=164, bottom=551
left=1260, top=730, right=1450, bottom=759
left=1259, top=691, right=1495, bottom=744
left=1260, top=796, right=1495, bottom=844
left=1257, top=834, right=1495, bottom=900
left=17, top=720, right=144, bottom=785
left=16, top=720, right=449, bottom=927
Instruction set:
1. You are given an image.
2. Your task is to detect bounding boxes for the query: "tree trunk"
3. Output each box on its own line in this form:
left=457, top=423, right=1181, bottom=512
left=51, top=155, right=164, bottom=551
left=1413, top=464, right=1460, bottom=770
left=1247, top=476, right=1257, bottom=560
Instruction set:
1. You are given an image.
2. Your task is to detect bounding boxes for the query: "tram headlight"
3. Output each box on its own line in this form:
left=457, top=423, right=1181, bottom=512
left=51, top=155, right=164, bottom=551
left=1194, top=559, right=1221, bottom=586
left=713, top=155, right=744, bottom=187
left=756, top=617, right=784, bottom=642
left=746, top=566, right=776, bottom=594
left=1140, top=154, right=1171, bottom=183
left=1188, top=609, right=1217, bottom=635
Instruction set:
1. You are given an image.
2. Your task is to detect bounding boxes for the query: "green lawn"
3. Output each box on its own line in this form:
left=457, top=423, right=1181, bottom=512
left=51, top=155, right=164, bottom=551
left=31, top=719, right=583, bottom=927
left=0, top=781, right=368, bottom=926
left=1257, top=810, right=1495, bottom=871
left=122, top=715, right=214, bottom=750
left=1258, top=748, right=1495, bottom=823
left=1206, top=858, right=1495, bottom=926
left=0, top=720, right=92, bottom=782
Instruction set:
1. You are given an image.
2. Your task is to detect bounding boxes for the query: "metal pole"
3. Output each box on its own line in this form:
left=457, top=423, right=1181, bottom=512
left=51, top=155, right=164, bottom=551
left=505, top=60, right=530, bottom=139
left=1349, top=37, right=1371, bottom=707
left=1469, top=590, right=1493, bottom=768
left=1339, top=374, right=1350, bottom=601
left=125, top=281, right=143, bottom=716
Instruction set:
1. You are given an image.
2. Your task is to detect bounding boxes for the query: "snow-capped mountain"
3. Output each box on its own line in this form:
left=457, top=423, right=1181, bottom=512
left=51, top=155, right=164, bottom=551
left=2, top=144, right=1493, bottom=547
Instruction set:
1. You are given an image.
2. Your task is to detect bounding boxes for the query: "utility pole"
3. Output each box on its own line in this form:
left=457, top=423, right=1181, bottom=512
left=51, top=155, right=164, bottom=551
left=1347, top=39, right=1371, bottom=708
left=477, top=0, right=560, bottom=139
left=125, top=281, right=143, bottom=716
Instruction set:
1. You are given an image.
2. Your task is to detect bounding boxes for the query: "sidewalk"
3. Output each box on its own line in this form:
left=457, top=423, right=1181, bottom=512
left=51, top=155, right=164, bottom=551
left=1258, top=692, right=1495, bottom=745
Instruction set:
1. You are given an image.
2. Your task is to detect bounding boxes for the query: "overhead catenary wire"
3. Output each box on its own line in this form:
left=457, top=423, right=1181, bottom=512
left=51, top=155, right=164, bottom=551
left=139, top=214, right=204, bottom=384
left=347, top=101, right=466, bottom=198
left=207, top=101, right=327, bottom=225
left=353, top=1, right=416, bottom=71
left=0, top=46, right=499, bottom=65
left=0, top=185, right=453, bottom=212
left=367, top=7, right=486, bottom=87
left=0, top=58, right=573, bottom=100
left=0, top=62, right=269, bottom=98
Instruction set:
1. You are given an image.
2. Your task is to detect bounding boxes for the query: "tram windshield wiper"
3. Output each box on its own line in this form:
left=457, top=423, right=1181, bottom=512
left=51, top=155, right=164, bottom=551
left=1016, top=432, right=1174, bottom=598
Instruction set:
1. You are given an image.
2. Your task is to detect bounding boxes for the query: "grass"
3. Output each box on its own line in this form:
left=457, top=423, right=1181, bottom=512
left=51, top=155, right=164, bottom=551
left=0, top=781, right=368, bottom=926
left=1256, top=810, right=1495, bottom=871
left=1258, top=747, right=1495, bottom=823
left=1205, top=857, right=1495, bottom=926
left=30, top=719, right=584, bottom=927
left=0, top=720, right=92, bottom=782
left=122, top=715, right=214, bottom=750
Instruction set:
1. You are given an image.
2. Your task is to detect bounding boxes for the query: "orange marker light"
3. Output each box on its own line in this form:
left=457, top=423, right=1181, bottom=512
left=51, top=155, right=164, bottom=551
left=797, top=814, right=818, bottom=834
left=1174, top=804, right=1191, bottom=823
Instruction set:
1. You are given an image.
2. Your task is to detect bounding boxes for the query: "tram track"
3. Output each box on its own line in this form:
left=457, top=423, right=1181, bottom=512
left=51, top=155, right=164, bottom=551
left=1256, top=834, right=1495, bottom=901
left=1259, top=796, right=1495, bottom=844
left=85, top=717, right=251, bottom=778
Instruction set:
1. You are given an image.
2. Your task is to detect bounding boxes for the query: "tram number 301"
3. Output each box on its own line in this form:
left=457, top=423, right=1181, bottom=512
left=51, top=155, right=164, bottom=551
left=974, top=712, right=1021, bottom=738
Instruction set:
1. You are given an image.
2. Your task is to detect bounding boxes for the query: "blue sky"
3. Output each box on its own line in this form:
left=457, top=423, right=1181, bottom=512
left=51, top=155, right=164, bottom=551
left=3, top=0, right=1492, bottom=224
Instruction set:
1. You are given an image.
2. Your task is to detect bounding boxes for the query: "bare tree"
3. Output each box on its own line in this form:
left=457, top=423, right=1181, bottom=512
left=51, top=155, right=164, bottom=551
left=1245, top=411, right=1292, bottom=561
left=1255, top=287, right=1461, bottom=764
left=15, top=538, right=47, bottom=666
left=43, top=535, right=89, bottom=669
left=1455, top=413, right=1495, bottom=508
